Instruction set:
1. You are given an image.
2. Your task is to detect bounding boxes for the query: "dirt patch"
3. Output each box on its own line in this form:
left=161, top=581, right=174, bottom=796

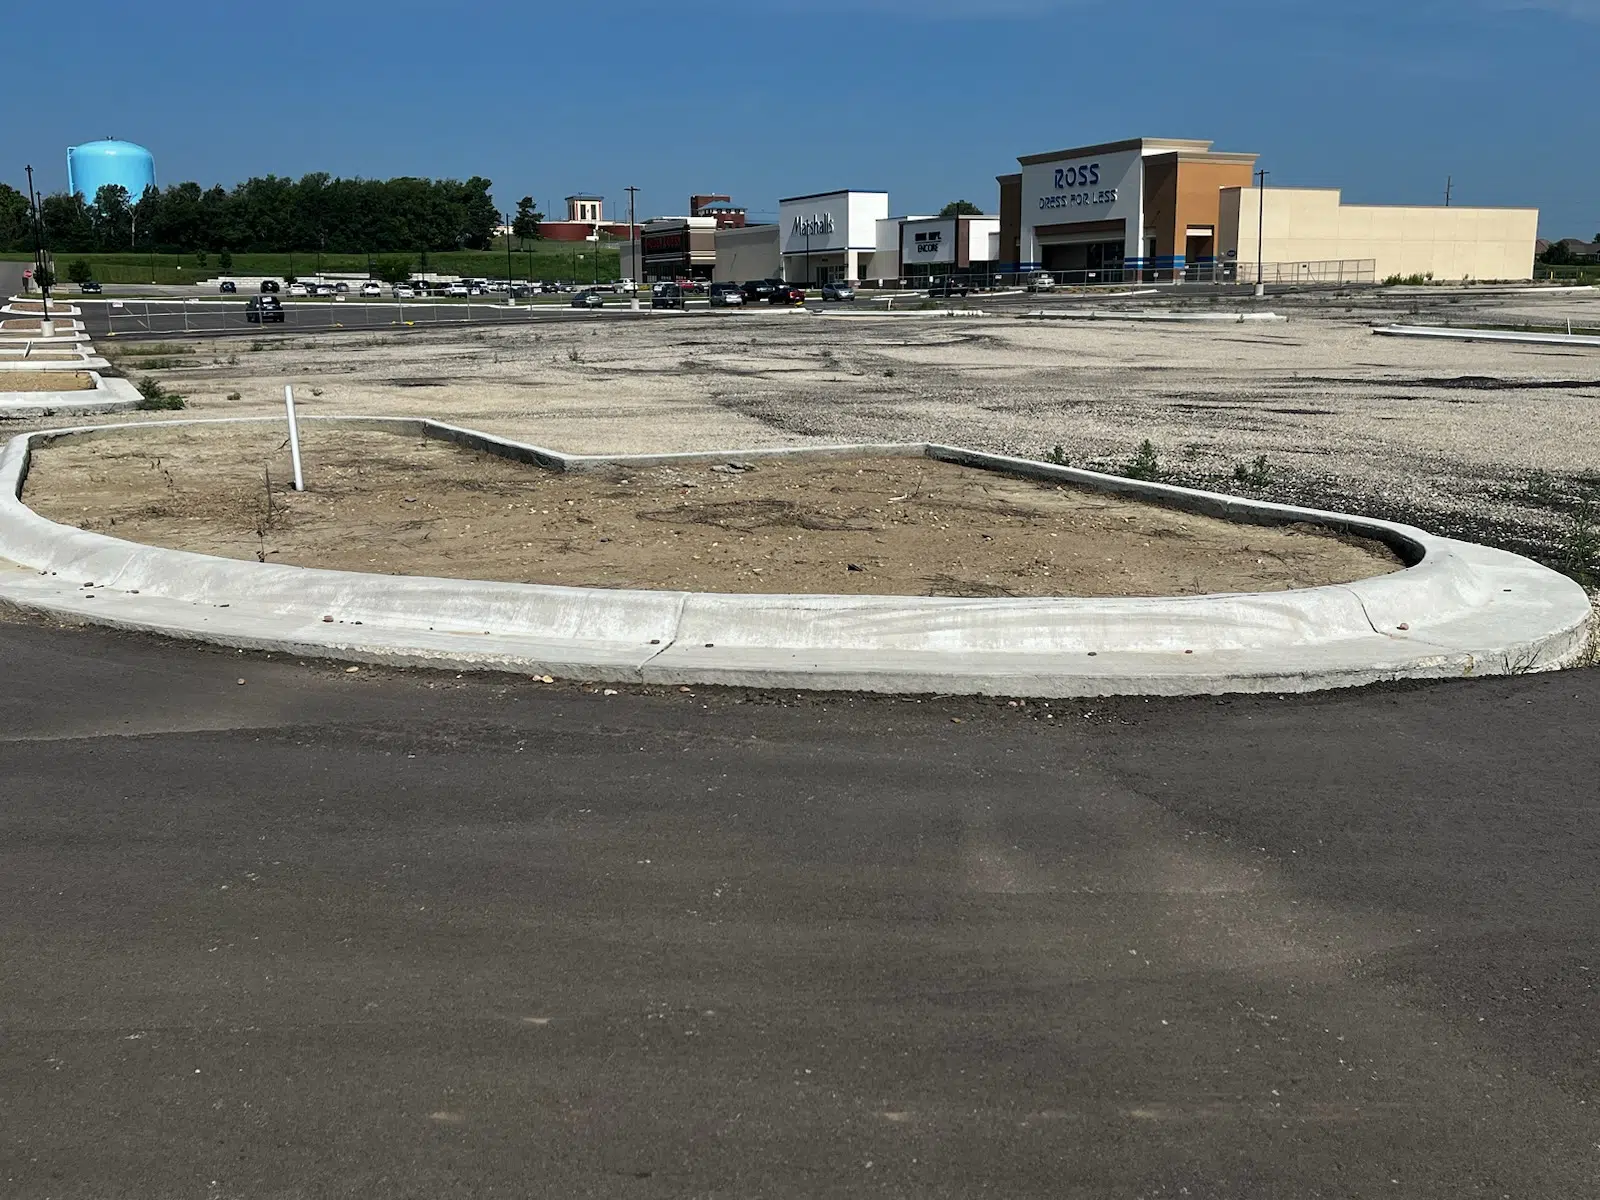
left=23, top=426, right=1402, bottom=597
left=1, top=319, right=81, bottom=333
left=0, top=371, right=94, bottom=392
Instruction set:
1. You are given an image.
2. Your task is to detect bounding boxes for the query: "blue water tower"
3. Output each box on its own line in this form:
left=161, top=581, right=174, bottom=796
left=66, top=139, right=157, bottom=201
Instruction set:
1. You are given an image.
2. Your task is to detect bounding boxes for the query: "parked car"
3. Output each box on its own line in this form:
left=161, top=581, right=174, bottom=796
left=245, top=295, right=285, bottom=323
left=260, top=280, right=280, bottom=293
left=741, top=279, right=783, bottom=303
left=446, top=283, right=469, bottom=297
left=927, top=277, right=971, bottom=298
left=311, top=284, right=334, bottom=296
left=651, top=283, right=685, bottom=310
left=821, top=282, right=855, bottom=302
left=359, top=282, right=381, bottom=297
left=79, top=280, right=103, bottom=294
left=392, top=286, right=415, bottom=299
left=335, top=281, right=349, bottom=293
left=218, top=280, right=237, bottom=294
left=287, top=283, right=308, bottom=297
left=1025, top=272, right=1057, bottom=292
left=708, top=282, right=745, bottom=307
left=770, top=284, right=807, bottom=305
left=571, top=289, right=606, bottom=309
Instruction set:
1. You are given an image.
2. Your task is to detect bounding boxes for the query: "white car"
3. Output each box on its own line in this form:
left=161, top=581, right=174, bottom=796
left=287, top=283, right=308, bottom=297
left=445, top=283, right=469, bottom=297
left=392, top=286, right=415, bottom=299
left=311, top=284, right=334, bottom=296
left=1025, top=272, right=1057, bottom=293
left=359, top=282, right=381, bottom=297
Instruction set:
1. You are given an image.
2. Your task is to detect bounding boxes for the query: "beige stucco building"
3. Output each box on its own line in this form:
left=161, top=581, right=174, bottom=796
left=1220, top=187, right=1538, bottom=282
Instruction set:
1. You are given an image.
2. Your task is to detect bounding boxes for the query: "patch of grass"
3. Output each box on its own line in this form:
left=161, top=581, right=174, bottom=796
left=1560, top=499, right=1600, bottom=589
left=1121, top=439, right=1163, bottom=482
left=1044, top=444, right=1070, bottom=467
left=226, top=391, right=242, bottom=402
left=567, top=346, right=583, bottom=363
left=1232, top=454, right=1273, bottom=488
left=1382, top=273, right=1434, bottom=286
left=134, top=376, right=186, bottom=410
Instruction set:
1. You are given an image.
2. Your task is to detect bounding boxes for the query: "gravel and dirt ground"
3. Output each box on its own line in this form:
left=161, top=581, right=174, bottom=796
left=0, top=371, right=93, bottom=391
left=24, top=426, right=1398, bottom=596
left=14, top=283, right=1600, bottom=575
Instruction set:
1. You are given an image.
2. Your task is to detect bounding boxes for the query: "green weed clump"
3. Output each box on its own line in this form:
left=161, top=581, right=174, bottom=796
left=135, top=376, right=185, bottom=410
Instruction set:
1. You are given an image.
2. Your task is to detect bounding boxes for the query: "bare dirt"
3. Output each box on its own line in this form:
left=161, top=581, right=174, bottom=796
left=0, top=371, right=93, bottom=392
left=24, top=425, right=1401, bottom=597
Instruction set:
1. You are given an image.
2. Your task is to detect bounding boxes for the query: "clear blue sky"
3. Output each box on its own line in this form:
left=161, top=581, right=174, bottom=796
left=6, top=0, right=1596, bottom=238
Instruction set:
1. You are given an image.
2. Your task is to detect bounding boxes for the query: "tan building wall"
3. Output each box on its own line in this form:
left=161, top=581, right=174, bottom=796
left=713, top=224, right=780, bottom=283
left=1220, top=188, right=1538, bottom=281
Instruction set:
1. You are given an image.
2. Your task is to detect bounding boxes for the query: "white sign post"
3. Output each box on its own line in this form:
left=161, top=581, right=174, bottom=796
left=283, top=385, right=305, bottom=491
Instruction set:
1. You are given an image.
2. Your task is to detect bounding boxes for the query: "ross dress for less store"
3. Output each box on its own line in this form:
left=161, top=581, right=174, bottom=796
left=711, top=134, right=1537, bottom=286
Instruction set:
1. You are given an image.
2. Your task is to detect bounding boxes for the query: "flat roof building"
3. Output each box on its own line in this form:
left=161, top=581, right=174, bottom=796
left=999, top=135, right=1538, bottom=283
left=778, top=190, right=889, bottom=286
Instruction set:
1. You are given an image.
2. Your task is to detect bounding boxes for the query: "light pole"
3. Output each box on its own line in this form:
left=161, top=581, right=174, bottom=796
left=24, top=164, right=50, bottom=329
left=626, top=185, right=640, bottom=308
left=505, top=210, right=515, bottom=304
left=1254, top=168, right=1269, bottom=298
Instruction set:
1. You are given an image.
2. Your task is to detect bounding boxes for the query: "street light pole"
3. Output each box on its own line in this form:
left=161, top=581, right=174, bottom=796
left=24, top=164, right=50, bottom=327
left=505, top=209, right=514, bottom=304
left=626, top=185, right=640, bottom=308
left=1254, top=168, right=1269, bottom=298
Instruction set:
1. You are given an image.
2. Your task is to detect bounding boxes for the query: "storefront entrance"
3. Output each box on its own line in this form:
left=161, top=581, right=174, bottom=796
left=1039, top=239, right=1126, bottom=281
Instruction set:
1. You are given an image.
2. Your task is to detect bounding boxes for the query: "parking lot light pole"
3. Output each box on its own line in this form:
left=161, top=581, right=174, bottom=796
left=1254, top=168, right=1269, bottom=298
left=505, top=210, right=515, bottom=305
left=626, top=186, right=640, bottom=308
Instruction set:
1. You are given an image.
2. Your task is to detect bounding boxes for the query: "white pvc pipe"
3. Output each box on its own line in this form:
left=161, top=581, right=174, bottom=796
left=283, top=385, right=305, bottom=491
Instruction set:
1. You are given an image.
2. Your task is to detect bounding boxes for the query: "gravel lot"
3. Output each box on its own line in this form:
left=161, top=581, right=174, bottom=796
left=46, top=285, right=1600, bottom=575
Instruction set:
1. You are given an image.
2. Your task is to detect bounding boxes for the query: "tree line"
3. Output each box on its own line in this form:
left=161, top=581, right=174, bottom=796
left=0, top=172, right=505, bottom=255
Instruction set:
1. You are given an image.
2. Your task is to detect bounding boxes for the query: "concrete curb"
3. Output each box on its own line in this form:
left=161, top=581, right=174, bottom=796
left=0, top=375, right=142, bottom=420
left=1022, top=310, right=1288, bottom=323
left=0, top=417, right=1589, bottom=697
left=0, top=355, right=111, bottom=371
left=1373, top=324, right=1600, bottom=349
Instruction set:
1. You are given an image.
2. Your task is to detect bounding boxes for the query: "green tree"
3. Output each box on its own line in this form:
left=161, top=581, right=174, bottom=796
left=1541, top=242, right=1574, bottom=266
left=32, top=263, right=55, bottom=291
left=195, top=249, right=208, bottom=269
left=66, top=259, right=94, bottom=285
left=90, top=184, right=133, bottom=249
left=939, top=200, right=983, bottom=217
left=218, top=249, right=233, bottom=271
left=374, top=255, right=413, bottom=284
left=512, top=196, right=542, bottom=247
left=41, top=192, right=95, bottom=252
left=0, top=183, right=32, bottom=252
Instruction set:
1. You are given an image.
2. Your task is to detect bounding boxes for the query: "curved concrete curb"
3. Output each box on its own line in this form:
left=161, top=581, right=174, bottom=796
left=0, top=355, right=111, bottom=371
left=0, top=417, right=1589, bottom=697
left=1373, top=324, right=1600, bottom=349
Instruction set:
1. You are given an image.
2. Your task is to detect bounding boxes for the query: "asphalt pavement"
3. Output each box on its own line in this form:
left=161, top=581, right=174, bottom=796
left=2, top=614, right=1597, bottom=1197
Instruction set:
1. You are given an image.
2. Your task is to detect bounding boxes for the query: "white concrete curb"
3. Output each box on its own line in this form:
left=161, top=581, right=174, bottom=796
left=0, top=355, right=111, bottom=371
left=0, top=417, right=1589, bottom=697
left=1023, top=310, right=1288, bottom=323
left=0, top=375, right=142, bottom=420
left=1373, top=324, right=1600, bottom=349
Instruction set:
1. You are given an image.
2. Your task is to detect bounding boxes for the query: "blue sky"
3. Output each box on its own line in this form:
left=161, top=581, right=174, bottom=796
left=5, top=0, right=1596, bottom=237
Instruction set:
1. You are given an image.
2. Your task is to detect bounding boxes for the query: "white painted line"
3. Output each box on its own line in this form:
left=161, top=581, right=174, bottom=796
left=1373, top=324, right=1600, bottom=348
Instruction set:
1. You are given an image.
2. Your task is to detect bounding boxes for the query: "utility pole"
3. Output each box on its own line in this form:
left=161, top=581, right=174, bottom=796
left=505, top=209, right=514, bottom=303
left=626, top=185, right=640, bottom=309
left=1254, top=168, right=1269, bottom=298
left=1445, top=176, right=1453, bottom=207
